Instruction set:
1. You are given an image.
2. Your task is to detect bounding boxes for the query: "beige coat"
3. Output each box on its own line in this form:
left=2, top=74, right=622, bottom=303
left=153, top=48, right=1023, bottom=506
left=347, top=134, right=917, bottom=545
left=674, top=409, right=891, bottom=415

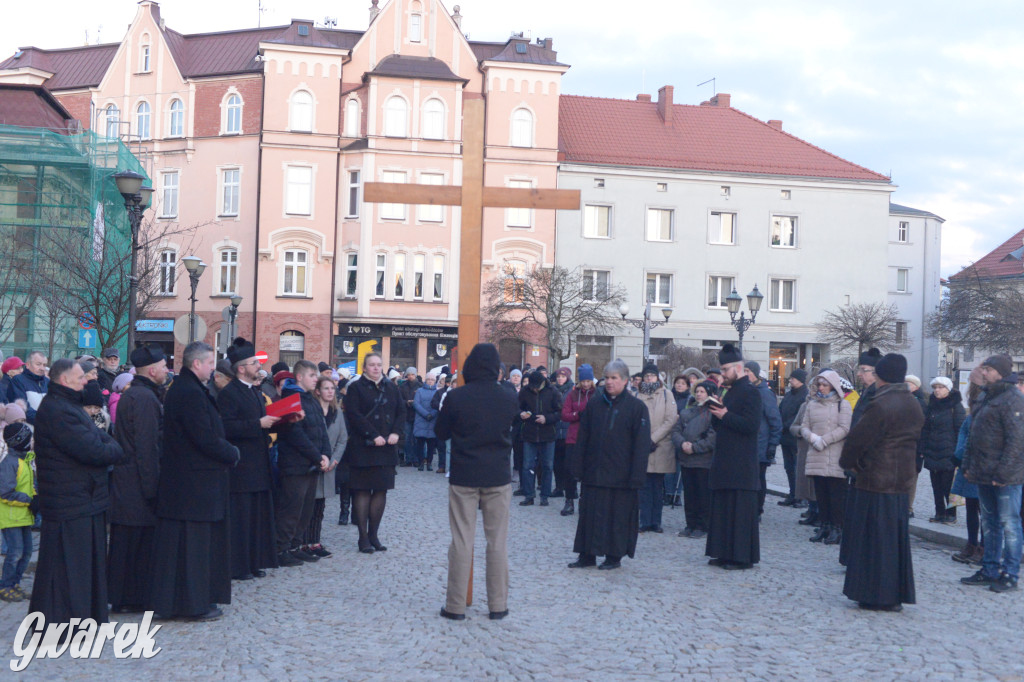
left=799, top=370, right=852, bottom=480
left=638, top=386, right=679, bottom=474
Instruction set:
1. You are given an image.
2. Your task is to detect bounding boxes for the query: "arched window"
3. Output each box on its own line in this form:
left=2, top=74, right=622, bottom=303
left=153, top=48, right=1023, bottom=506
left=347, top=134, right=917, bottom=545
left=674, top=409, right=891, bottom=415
left=384, top=96, right=408, bottom=137
left=225, top=94, right=242, bottom=134
left=421, top=98, right=444, bottom=140
left=168, top=99, right=184, bottom=137
left=140, top=42, right=151, bottom=72
left=344, top=99, right=360, bottom=137
left=511, top=108, right=533, bottom=147
left=409, top=13, right=423, bottom=42
left=104, top=104, right=120, bottom=139
left=158, top=250, right=177, bottom=295
left=136, top=101, right=151, bottom=140
left=290, top=90, right=313, bottom=132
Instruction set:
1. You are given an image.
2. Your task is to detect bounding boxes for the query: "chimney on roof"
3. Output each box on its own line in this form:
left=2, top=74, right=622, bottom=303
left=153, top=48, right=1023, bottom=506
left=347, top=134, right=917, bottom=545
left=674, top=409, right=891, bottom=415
left=637, top=94, right=651, bottom=102
left=452, top=5, right=463, bottom=30
left=709, top=93, right=731, bottom=108
left=657, top=85, right=674, bottom=126
left=369, top=0, right=380, bottom=25
left=767, top=119, right=783, bottom=131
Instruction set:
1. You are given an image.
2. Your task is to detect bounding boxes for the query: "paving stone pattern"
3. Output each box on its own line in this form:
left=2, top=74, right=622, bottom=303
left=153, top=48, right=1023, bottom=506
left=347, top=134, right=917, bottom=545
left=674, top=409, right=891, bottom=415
left=0, top=465, right=1018, bottom=680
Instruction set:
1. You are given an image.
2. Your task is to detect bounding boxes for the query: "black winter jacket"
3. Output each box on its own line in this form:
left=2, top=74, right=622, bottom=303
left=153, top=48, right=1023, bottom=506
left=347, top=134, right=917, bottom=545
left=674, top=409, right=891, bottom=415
left=399, top=379, right=421, bottom=425
left=34, top=382, right=125, bottom=522
left=709, top=376, right=762, bottom=491
left=517, top=382, right=563, bottom=443
left=157, top=368, right=240, bottom=522
left=850, top=382, right=877, bottom=429
left=342, top=375, right=406, bottom=467
left=778, top=384, right=809, bottom=449
left=111, top=375, right=164, bottom=526
left=217, top=378, right=275, bottom=491
left=275, top=380, right=331, bottom=477
left=571, top=389, right=650, bottom=490
left=920, top=391, right=966, bottom=472
left=964, top=376, right=1024, bottom=486
left=671, top=402, right=716, bottom=469
left=434, top=344, right=518, bottom=488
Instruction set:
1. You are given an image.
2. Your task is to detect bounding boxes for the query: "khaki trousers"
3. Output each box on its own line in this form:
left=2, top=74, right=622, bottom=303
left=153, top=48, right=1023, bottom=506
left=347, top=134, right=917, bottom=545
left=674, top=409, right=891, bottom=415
left=445, top=483, right=512, bottom=615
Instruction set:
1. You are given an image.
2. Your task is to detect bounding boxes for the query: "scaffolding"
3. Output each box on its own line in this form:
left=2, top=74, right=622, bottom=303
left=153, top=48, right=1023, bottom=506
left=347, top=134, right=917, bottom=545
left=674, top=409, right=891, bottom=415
left=0, top=123, right=149, bottom=361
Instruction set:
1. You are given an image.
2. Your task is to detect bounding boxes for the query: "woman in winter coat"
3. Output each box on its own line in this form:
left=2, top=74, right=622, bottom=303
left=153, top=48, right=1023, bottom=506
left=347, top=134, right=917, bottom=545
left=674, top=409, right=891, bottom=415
left=950, top=372, right=985, bottom=563
left=559, top=364, right=595, bottom=517
left=300, top=377, right=347, bottom=556
left=552, top=367, right=574, bottom=499
left=635, top=363, right=679, bottom=533
left=413, top=374, right=440, bottom=472
left=800, top=370, right=853, bottom=545
left=920, top=377, right=966, bottom=524
left=670, top=380, right=718, bottom=538
left=790, top=400, right=818, bottom=525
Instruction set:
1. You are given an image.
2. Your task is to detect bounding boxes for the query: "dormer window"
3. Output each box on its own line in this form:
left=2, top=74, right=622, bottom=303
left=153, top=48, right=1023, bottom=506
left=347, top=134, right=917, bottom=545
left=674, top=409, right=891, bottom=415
left=140, top=43, right=151, bottom=72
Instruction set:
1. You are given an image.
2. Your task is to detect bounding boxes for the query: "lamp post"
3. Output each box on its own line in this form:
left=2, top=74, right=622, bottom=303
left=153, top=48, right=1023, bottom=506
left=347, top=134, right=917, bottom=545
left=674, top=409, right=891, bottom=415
left=181, top=256, right=206, bottom=343
left=113, top=169, right=154, bottom=353
left=619, top=300, right=673, bottom=365
left=725, top=284, right=764, bottom=354
left=228, top=293, right=243, bottom=341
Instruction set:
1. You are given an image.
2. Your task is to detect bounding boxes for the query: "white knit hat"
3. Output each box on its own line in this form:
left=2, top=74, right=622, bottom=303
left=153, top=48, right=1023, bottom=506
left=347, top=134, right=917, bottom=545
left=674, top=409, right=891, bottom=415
left=930, top=376, right=953, bottom=391
left=905, top=375, right=922, bottom=388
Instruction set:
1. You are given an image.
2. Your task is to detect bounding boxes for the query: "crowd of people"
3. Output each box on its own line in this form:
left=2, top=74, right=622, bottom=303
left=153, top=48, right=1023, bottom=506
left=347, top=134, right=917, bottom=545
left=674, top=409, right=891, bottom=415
left=1, top=335, right=1021, bottom=627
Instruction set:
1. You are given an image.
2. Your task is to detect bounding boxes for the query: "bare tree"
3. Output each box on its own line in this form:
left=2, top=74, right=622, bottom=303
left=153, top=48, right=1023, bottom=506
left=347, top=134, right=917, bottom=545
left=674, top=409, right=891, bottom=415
left=816, top=301, right=908, bottom=359
left=928, top=268, right=1024, bottom=354
left=655, top=343, right=719, bottom=382
left=482, top=264, right=627, bottom=365
left=0, top=226, right=40, bottom=347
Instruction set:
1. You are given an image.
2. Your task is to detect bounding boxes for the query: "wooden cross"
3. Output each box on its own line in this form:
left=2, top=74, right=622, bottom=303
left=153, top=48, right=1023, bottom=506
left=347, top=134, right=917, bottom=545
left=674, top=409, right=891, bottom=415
left=363, top=99, right=581, bottom=366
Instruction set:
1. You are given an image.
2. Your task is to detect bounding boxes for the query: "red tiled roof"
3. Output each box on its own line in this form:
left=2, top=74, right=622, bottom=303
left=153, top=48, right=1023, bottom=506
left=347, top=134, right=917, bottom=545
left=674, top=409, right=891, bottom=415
left=0, top=44, right=119, bottom=90
left=949, top=227, right=1024, bottom=282
left=558, top=94, right=890, bottom=182
left=0, top=84, right=74, bottom=131
left=368, top=55, right=467, bottom=82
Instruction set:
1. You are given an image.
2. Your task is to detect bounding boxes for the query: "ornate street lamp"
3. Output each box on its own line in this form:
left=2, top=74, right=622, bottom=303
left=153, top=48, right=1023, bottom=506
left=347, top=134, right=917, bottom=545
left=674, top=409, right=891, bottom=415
left=181, top=256, right=206, bottom=343
left=229, top=293, right=243, bottom=341
left=725, top=284, right=764, bottom=353
left=619, top=301, right=673, bottom=365
left=113, top=169, right=153, bottom=351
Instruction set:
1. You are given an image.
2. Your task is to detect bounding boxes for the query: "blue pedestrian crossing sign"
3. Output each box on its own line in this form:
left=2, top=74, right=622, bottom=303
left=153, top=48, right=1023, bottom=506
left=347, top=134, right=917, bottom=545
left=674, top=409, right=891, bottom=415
left=78, top=328, right=96, bottom=349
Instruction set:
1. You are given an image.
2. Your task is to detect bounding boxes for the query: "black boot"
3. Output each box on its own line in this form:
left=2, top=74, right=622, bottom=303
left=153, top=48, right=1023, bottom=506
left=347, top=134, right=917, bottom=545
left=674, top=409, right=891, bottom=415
left=560, top=499, right=574, bottom=516
left=338, top=500, right=350, bottom=526
left=823, top=526, right=842, bottom=545
left=809, top=524, right=830, bottom=543
left=798, top=511, right=820, bottom=526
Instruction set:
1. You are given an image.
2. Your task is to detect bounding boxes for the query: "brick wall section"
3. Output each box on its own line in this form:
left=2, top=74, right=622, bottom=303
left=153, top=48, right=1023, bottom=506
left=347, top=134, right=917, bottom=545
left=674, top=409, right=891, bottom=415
left=56, top=93, right=94, bottom=129
left=193, top=77, right=263, bottom=137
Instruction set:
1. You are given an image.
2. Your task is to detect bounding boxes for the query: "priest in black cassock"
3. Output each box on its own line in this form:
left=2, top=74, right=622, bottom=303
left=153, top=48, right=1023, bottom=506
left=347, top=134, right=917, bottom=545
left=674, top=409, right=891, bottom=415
left=150, top=342, right=240, bottom=621
left=705, top=343, right=763, bottom=570
left=217, top=337, right=281, bottom=581
left=109, top=345, right=168, bottom=613
left=568, top=358, right=650, bottom=570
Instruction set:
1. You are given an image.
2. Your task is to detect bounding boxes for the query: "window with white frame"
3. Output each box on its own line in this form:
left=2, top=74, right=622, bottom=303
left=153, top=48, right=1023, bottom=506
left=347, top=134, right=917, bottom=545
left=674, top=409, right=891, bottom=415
left=158, top=250, right=176, bottom=295
left=583, top=205, right=610, bottom=238
left=897, top=221, right=909, bottom=243
left=507, top=179, right=532, bottom=227
left=413, top=254, right=425, bottom=299
left=646, top=273, right=672, bottom=306
left=646, top=208, right=673, bottom=241
left=511, top=108, right=533, bottom=147
left=707, top=275, right=735, bottom=308
left=393, top=253, right=406, bottom=298
left=136, top=101, right=151, bottom=140
left=290, top=90, right=313, bottom=132
left=422, top=98, right=444, bottom=139
left=347, top=170, right=360, bottom=217
left=225, top=94, right=242, bottom=134
left=345, top=253, right=358, bottom=297
left=771, top=215, right=797, bottom=247
left=432, top=255, right=444, bottom=300
left=503, top=260, right=527, bottom=304
left=896, top=268, right=909, bottom=293
left=286, top=166, right=313, bottom=215
left=409, top=13, right=422, bottom=42
left=380, top=171, right=406, bottom=220
left=283, top=249, right=308, bottom=296
left=384, top=96, right=408, bottom=137
left=344, top=99, right=360, bottom=137
left=375, top=254, right=386, bottom=297
left=218, top=249, right=238, bottom=295
left=140, top=44, right=151, bottom=72
left=895, top=320, right=908, bottom=344
left=168, top=99, right=184, bottom=137
left=104, top=104, right=119, bottom=139
left=418, top=173, right=443, bottom=222
left=583, top=269, right=610, bottom=301
left=221, top=169, right=240, bottom=216
left=770, top=278, right=796, bottom=311
left=709, top=211, right=736, bottom=245
left=160, top=172, right=179, bottom=218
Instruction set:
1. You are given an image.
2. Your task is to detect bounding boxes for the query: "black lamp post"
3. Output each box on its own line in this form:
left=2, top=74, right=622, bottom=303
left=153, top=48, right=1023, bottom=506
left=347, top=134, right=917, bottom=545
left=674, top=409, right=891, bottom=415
left=228, top=293, right=243, bottom=340
left=725, top=284, right=764, bottom=354
left=113, top=169, right=154, bottom=353
left=618, top=300, right=673, bottom=365
left=181, top=255, right=206, bottom=343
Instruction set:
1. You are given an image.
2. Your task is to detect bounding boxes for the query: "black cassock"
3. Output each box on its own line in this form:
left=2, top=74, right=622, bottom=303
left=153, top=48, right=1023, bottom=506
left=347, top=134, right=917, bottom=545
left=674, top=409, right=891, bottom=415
left=217, top=378, right=278, bottom=578
left=149, top=367, right=239, bottom=618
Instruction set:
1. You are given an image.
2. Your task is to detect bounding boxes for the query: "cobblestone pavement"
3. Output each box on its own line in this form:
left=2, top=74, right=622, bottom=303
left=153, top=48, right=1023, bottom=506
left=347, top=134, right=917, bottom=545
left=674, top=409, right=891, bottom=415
left=1, top=465, right=1019, bottom=681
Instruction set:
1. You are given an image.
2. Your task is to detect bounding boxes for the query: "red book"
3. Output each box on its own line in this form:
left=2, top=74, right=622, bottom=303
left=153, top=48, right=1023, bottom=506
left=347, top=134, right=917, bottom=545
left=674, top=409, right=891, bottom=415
left=267, top=394, right=302, bottom=418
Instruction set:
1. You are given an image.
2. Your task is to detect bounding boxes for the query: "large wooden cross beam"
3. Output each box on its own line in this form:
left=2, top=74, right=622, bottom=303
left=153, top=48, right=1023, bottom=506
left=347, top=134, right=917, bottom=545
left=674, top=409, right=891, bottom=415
left=363, top=98, right=581, bottom=370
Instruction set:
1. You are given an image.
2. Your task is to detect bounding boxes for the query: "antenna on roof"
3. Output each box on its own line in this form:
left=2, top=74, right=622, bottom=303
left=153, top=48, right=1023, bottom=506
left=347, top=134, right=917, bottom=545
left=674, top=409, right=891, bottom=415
left=258, top=0, right=268, bottom=28
left=697, top=77, right=716, bottom=96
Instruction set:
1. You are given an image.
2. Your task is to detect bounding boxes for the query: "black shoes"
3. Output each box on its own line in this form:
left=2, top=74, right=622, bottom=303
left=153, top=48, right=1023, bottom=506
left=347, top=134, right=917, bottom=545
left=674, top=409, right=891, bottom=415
left=722, top=562, right=753, bottom=571
left=858, top=602, right=902, bottom=612
left=512, top=489, right=525, bottom=497
left=798, top=513, right=820, bottom=526
left=253, top=569, right=267, bottom=578
left=708, top=558, right=727, bottom=567
left=277, top=551, right=302, bottom=567
left=778, top=496, right=796, bottom=506
left=598, top=558, right=621, bottom=570
left=960, top=570, right=998, bottom=586
left=291, top=548, right=319, bottom=562
left=560, top=500, right=575, bottom=516
left=568, top=555, right=597, bottom=568
left=678, top=527, right=693, bottom=537
left=309, top=544, right=332, bottom=558
left=823, top=527, right=842, bottom=545
left=358, top=539, right=375, bottom=554
left=189, top=606, right=224, bottom=621
left=649, top=526, right=664, bottom=534
left=489, top=610, right=509, bottom=620
left=689, top=529, right=707, bottom=539
left=368, top=537, right=387, bottom=552
left=235, top=573, right=255, bottom=581
left=810, top=524, right=830, bottom=543
left=519, top=498, right=534, bottom=506
left=439, top=608, right=466, bottom=621
left=338, top=509, right=350, bottom=525
left=990, top=574, right=1019, bottom=593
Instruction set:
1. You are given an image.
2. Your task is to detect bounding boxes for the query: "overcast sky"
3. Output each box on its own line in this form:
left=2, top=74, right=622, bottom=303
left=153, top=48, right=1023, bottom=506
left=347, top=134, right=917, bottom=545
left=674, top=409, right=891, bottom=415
left=2, top=0, right=1020, bottom=276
